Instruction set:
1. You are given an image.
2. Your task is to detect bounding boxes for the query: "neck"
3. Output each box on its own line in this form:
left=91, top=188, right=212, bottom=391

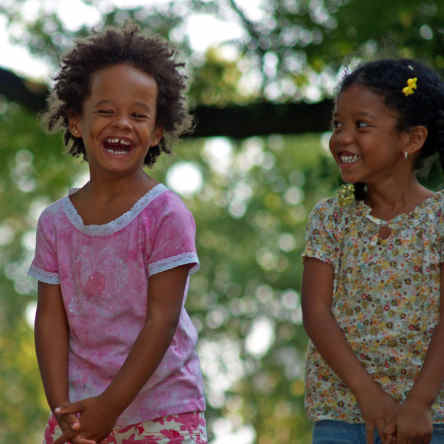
left=365, top=176, right=433, bottom=219
left=85, top=169, right=154, bottom=200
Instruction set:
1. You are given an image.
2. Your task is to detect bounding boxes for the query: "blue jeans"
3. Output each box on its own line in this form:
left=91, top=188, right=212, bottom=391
left=313, top=420, right=444, bottom=444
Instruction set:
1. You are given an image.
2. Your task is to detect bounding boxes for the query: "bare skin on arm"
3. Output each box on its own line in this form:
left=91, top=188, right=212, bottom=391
left=35, top=282, right=95, bottom=444
left=394, top=263, right=444, bottom=444
left=53, top=264, right=192, bottom=444
left=302, top=257, right=398, bottom=444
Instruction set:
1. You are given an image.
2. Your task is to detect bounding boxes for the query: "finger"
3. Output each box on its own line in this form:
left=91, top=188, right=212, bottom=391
left=396, top=430, right=406, bottom=444
left=54, top=431, right=75, bottom=444
left=375, top=418, right=387, bottom=441
left=382, top=421, right=396, bottom=444
left=71, top=432, right=97, bottom=444
left=381, top=433, right=395, bottom=444
left=55, top=402, right=85, bottom=416
left=64, top=413, right=81, bottom=431
left=424, top=431, right=433, bottom=444
left=366, top=423, right=375, bottom=444
left=72, top=437, right=96, bottom=444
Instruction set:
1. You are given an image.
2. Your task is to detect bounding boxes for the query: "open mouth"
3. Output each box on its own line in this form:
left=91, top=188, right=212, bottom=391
left=339, top=153, right=361, bottom=164
left=103, top=137, right=133, bottom=155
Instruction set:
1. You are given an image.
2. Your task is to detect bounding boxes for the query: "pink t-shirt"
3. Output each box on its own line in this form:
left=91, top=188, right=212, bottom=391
left=28, top=184, right=206, bottom=426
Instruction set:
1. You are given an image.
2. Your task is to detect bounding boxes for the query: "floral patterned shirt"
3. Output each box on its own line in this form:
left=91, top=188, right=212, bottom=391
left=29, top=184, right=205, bottom=426
left=303, top=192, right=444, bottom=423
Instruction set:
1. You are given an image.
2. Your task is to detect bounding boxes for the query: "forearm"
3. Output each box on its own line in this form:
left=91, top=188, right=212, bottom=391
left=100, top=315, right=178, bottom=414
left=35, top=299, right=70, bottom=410
left=99, top=265, right=191, bottom=417
left=304, top=308, right=377, bottom=397
left=406, top=321, right=444, bottom=407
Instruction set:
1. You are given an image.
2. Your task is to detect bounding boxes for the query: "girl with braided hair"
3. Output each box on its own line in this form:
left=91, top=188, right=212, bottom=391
left=302, top=59, right=444, bottom=443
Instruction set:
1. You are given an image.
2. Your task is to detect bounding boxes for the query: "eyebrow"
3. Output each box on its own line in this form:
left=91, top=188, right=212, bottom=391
left=333, top=110, right=377, bottom=119
left=93, top=99, right=153, bottom=111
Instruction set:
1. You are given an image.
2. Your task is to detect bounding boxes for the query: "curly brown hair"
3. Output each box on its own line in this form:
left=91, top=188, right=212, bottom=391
left=44, top=23, right=193, bottom=166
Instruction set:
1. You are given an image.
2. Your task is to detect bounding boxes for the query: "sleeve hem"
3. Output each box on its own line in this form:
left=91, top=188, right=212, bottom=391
left=302, top=250, right=334, bottom=265
left=148, top=252, right=200, bottom=277
left=28, top=265, right=60, bottom=284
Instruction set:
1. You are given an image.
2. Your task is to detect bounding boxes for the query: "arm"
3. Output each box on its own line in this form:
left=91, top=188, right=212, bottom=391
left=35, top=282, right=93, bottom=444
left=395, top=263, right=444, bottom=444
left=35, top=282, right=70, bottom=411
left=302, top=257, right=398, bottom=444
left=55, top=264, right=192, bottom=443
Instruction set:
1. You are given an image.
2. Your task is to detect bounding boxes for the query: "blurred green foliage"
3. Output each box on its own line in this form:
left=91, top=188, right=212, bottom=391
left=2, top=1, right=444, bottom=443
left=0, top=99, right=336, bottom=443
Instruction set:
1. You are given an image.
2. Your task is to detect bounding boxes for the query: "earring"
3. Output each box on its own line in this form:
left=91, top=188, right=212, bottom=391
left=404, top=152, right=408, bottom=160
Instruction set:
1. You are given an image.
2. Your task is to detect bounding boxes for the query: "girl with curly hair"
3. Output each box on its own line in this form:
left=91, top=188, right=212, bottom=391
left=29, top=23, right=207, bottom=444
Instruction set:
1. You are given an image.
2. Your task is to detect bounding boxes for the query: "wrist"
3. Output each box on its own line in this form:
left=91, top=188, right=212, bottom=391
left=49, top=397, right=70, bottom=413
left=99, top=389, right=127, bottom=418
left=404, top=390, right=434, bottom=409
left=352, top=378, right=382, bottom=401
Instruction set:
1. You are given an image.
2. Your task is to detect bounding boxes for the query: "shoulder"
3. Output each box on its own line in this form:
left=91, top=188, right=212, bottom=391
left=306, top=196, right=358, bottom=243
left=417, top=190, right=444, bottom=219
left=308, top=196, right=350, bottom=224
left=435, top=190, right=444, bottom=213
left=140, top=185, right=195, bottom=233
left=146, top=185, right=193, bottom=217
left=429, top=190, right=444, bottom=226
left=36, top=196, right=67, bottom=227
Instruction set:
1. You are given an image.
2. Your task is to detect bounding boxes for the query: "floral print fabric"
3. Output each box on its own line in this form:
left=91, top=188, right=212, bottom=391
left=44, top=411, right=207, bottom=443
left=29, top=184, right=205, bottom=426
left=303, top=192, right=444, bottom=423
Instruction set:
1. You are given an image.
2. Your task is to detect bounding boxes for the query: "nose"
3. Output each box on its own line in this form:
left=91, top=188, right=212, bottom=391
left=331, top=125, right=354, bottom=147
left=112, top=113, right=131, bottom=130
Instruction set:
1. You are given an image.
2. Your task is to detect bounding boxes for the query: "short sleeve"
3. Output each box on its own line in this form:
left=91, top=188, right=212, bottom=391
left=28, top=209, right=60, bottom=284
left=147, top=193, right=199, bottom=277
left=303, top=198, right=341, bottom=265
left=438, top=194, right=444, bottom=263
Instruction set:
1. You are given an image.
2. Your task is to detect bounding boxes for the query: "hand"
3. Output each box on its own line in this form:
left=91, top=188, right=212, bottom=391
left=355, top=383, right=399, bottom=444
left=53, top=395, right=120, bottom=444
left=395, top=398, right=433, bottom=444
left=53, top=404, right=96, bottom=444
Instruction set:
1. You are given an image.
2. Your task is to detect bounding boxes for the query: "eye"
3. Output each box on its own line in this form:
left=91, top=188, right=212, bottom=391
left=356, top=120, right=369, bottom=129
left=97, top=109, right=114, bottom=115
left=132, top=113, right=148, bottom=119
left=331, top=119, right=342, bottom=130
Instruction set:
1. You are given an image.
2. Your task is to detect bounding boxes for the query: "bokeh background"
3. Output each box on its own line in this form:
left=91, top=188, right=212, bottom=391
left=1, top=1, right=444, bottom=442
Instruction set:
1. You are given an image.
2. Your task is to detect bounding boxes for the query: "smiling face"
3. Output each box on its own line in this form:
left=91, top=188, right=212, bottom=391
left=329, top=84, right=409, bottom=185
left=69, top=63, right=163, bottom=179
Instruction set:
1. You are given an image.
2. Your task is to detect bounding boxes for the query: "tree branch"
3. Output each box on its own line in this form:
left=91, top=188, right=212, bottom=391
left=0, top=65, right=333, bottom=138
left=0, top=66, right=49, bottom=113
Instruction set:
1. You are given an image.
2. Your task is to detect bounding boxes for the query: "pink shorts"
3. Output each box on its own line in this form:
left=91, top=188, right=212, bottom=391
left=44, top=411, right=207, bottom=444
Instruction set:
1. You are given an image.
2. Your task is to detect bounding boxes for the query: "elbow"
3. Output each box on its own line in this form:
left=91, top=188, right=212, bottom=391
left=301, top=304, right=313, bottom=335
left=146, top=312, right=180, bottom=339
left=302, top=311, right=314, bottom=336
left=301, top=303, right=331, bottom=337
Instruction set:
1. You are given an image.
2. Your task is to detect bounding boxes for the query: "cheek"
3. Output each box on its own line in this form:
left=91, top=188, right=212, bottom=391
left=329, top=135, right=336, bottom=154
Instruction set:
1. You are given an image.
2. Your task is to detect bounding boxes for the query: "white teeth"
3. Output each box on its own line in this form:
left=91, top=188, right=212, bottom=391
left=106, top=138, right=131, bottom=145
left=340, top=154, right=360, bottom=163
left=105, top=149, right=127, bottom=155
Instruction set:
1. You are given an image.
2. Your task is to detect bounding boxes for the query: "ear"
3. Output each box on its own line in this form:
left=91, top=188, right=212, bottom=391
left=68, top=114, right=81, bottom=138
left=150, top=126, right=164, bottom=147
left=403, top=125, right=428, bottom=156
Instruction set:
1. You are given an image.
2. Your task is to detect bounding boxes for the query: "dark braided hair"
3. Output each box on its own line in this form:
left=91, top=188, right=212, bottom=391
left=337, top=59, right=444, bottom=200
left=43, top=23, right=193, bottom=166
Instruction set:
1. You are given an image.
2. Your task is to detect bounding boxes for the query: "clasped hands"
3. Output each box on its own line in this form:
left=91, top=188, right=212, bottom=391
left=360, top=387, right=433, bottom=444
left=53, top=395, right=119, bottom=444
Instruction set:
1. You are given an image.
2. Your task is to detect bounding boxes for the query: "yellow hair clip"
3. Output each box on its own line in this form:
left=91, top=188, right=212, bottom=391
left=402, top=77, right=418, bottom=96
left=337, top=184, right=355, bottom=207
